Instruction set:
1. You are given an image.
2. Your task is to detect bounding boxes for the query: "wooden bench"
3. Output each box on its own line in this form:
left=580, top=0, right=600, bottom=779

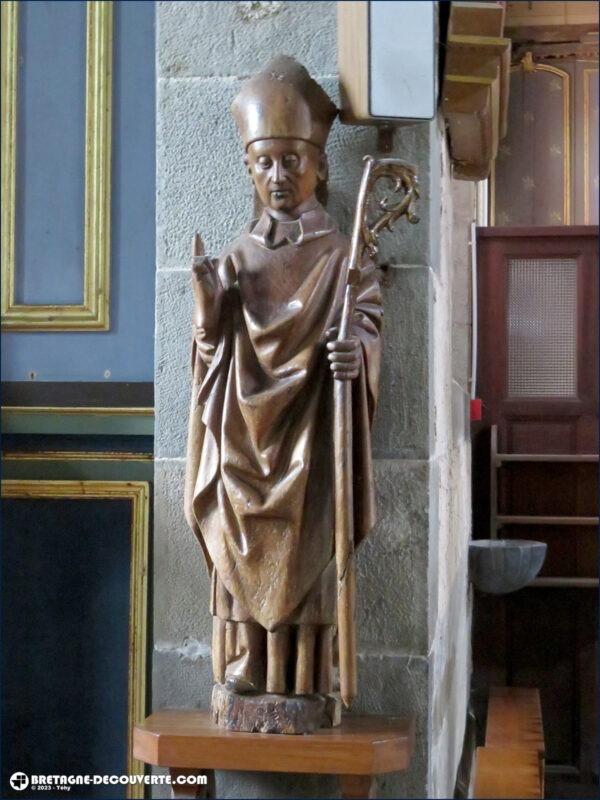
left=134, top=709, right=415, bottom=799
left=473, top=687, right=545, bottom=799
left=474, top=747, right=542, bottom=799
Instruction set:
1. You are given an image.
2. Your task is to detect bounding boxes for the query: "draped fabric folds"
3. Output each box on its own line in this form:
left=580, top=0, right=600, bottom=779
left=184, top=202, right=382, bottom=632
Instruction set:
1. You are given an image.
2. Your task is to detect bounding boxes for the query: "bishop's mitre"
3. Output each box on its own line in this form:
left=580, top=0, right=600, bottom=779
left=231, top=55, right=338, bottom=150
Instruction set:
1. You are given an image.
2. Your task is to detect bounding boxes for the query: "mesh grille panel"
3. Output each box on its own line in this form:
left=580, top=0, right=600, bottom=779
left=507, top=258, right=577, bottom=398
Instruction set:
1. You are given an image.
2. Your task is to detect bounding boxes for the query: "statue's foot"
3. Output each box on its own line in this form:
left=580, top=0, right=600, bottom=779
left=224, top=651, right=265, bottom=694
left=224, top=673, right=262, bottom=694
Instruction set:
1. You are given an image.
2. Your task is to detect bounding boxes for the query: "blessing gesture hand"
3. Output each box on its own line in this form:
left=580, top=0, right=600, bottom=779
left=326, top=326, right=361, bottom=381
left=191, top=234, right=223, bottom=330
left=192, top=255, right=222, bottom=303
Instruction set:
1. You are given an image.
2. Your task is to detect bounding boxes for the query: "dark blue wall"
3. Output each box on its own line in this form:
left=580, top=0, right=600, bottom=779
left=2, top=1, right=156, bottom=381
left=2, top=498, right=132, bottom=797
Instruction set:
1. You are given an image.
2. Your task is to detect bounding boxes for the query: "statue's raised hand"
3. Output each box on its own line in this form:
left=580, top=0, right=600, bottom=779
left=191, top=233, right=224, bottom=332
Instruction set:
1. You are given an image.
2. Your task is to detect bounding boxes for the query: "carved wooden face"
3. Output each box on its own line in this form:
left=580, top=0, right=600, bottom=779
left=245, top=138, right=327, bottom=215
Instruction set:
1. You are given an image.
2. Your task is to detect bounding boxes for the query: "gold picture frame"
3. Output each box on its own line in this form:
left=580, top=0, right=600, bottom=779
left=535, top=60, right=571, bottom=225
left=1, top=480, right=149, bottom=798
left=1, top=405, right=155, bottom=437
left=1, top=1, right=113, bottom=330
left=583, top=67, right=598, bottom=225
left=1, top=405, right=154, bottom=416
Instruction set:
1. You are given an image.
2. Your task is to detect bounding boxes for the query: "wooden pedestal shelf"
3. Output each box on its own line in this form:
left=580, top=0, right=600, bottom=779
left=133, top=709, right=415, bottom=799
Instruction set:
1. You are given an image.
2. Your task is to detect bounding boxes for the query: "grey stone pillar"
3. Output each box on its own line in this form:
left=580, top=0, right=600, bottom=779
left=154, top=3, right=472, bottom=797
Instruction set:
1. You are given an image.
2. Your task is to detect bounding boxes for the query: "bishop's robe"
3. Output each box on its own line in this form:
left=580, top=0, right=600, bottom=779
left=184, top=201, right=382, bottom=633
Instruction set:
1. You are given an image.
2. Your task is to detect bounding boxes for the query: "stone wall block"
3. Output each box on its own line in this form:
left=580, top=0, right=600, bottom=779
left=428, top=566, right=472, bottom=798
left=450, top=179, right=474, bottom=327
left=451, top=379, right=470, bottom=447
left=153, top=459, right=212, bottom=643
left=427, top=455, right=441, bottom=649
left=372, top=265, right=431, bottom=459
left=157, top=77, right=251, bottom=268
left=155, top=270, right=195, bottom=457
left=357, top=460, right=429, bottom=654
left=452, top=322, right=471, bottom=391
left=354, top=653, right=429, bottom=798
left=152, top=647, right=214, bottom=710
left=157, top=1, right=337, bottom=79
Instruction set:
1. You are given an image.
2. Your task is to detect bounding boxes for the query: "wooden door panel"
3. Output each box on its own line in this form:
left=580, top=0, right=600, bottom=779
left=477, top=227, right=598, bottom=430
left=507, top=419, right=578, bottom=453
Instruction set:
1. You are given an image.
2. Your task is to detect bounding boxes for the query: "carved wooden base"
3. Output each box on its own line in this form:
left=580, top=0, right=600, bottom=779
left=211, top=684, right=341, bottom=734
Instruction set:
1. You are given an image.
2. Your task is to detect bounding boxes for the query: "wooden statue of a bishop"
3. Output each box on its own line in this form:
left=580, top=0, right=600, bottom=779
left=185, top=56, right=383, bottom=734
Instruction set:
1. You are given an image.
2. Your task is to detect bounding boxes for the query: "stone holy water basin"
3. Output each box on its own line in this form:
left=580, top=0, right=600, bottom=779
left=469, top=539, right=547, bottom=595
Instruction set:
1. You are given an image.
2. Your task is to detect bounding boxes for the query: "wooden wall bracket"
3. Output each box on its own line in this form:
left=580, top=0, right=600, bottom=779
left=441, top=2, right=511, bottom=181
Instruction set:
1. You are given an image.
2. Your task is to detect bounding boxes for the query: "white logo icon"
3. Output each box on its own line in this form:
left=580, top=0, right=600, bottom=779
left=10, top=773, right=29, bottom=791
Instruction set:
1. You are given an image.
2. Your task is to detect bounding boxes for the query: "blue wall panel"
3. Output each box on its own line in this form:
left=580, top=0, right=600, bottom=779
left=2, top=1, right=156, bottom=382
left=15, top=1, right=87, bottom=305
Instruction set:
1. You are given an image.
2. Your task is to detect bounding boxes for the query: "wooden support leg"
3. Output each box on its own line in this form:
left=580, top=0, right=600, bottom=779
left=339, top=774, right=376, bottom=799
left=169, top=768, right=216, bottom=799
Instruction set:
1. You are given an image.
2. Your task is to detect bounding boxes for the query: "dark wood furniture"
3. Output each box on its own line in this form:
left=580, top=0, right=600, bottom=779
left=489, top=424, right=599, bottom=588
left=133, top=710, right=415, bottom=799
left=473, top=226, right=598, bottom=786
